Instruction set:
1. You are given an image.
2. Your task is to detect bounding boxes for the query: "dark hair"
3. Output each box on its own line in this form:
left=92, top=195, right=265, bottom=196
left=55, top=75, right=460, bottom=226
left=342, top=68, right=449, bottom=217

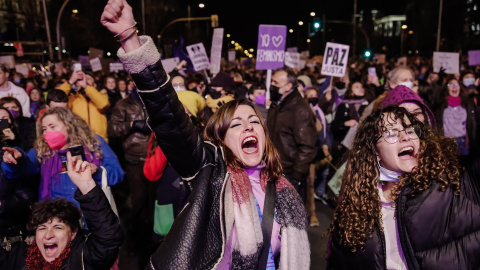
left=441, top=76, right=468, bottom=109
left=27, top=198, right=82, bottom=233
left=247, top=82, right=266, bottom=95
left=345, top=81, right=364, bottom=99
left=0, top=97, right=23, bottom=116
left=29, top=87, right=46, bottom=104
left=0, top=63, right=9, bottom=73
left=203, top=99, right=283, bottom=181
left=273, top=67, right=298, bottom=89
left=46, top=89, right=69, bottom=105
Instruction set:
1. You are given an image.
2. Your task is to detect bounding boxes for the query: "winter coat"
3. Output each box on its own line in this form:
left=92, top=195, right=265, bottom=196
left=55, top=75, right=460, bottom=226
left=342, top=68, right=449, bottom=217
left=0, top=185, right=123, bottom=270
left=117, top=36, right=309, bottom=269
left=107, top=96, right=150, bottom=159
left=328, top=158, right=480, bottom=270
left=267, top=90, right=317, bottom=181
left=59, top=82, right=110, bottom=142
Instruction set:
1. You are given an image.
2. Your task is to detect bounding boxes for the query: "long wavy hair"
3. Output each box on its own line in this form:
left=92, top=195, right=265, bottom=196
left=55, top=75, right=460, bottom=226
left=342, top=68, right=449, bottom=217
left=203, top=98, right=283, bottom=181
left=35, top=107, right=102, bottom=161
left=440, top=76, right=469, bottom=109
left=330, top=105, right=461, bottom=252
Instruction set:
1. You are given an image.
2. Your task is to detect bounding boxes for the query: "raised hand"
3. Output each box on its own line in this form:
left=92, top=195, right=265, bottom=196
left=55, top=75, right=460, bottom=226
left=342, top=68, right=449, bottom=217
left=66, top=151, right=96, bottom=195
left=101, top=0, right=140, bottom=52
left=3, top=147, right=22, bottom=164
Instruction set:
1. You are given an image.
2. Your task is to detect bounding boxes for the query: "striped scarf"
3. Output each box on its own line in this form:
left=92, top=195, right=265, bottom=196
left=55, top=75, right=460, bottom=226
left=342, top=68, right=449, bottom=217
left=223, top=167, right=310, bottom=269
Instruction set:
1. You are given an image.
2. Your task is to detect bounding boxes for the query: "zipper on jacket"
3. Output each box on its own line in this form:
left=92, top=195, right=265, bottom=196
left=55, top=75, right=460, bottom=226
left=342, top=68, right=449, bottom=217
left=395, top=192, right=420, bottom=270
left=211, top=172, right=230, bottom=269
left=375, top=220, right=388, bottom=270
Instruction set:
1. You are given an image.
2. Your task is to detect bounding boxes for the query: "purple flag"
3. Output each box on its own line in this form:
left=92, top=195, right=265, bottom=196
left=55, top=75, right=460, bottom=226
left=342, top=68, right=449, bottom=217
left=255, top=25, right=287, bottom=70
left=468, top=50, right=480, bottom=66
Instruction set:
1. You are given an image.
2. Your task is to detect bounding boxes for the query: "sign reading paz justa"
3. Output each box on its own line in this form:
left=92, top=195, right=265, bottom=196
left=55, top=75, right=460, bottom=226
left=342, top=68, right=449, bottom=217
left=186, top=43, right=210, bottom=71
left=321, top=42, right=350, bottom=77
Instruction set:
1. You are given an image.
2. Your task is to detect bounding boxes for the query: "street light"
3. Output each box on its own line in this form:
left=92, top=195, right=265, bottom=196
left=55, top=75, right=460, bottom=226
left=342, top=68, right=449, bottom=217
left=299, top=21, right=304, bottom=26
left=401, top=25, right=408, bottom=55
left=72, top=9, right=78, bottom=14
left=289, top=29, right=294, bottom=33
left=402, top=24, right=408, bottom=29
left=199, top=3, right=205, bottom=8
left=310, top=12, right=316, bottom=17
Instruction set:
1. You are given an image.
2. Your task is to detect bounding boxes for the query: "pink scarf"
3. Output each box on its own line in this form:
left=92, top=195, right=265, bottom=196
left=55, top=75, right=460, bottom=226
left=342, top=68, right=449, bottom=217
left=448, top=96, right=461, bottom=107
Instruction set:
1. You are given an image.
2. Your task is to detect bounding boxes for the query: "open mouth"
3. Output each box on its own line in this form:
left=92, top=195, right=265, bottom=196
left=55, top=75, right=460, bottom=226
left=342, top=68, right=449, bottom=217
left=242, top=136, right=258, bottom=154
left=44, top=244, right=58, bottom=255
left=398, top=146, right=415, bottom=159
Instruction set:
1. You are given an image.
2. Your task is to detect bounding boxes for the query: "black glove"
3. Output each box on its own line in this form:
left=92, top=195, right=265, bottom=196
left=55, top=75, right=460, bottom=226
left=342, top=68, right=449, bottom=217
left=131, top=120, right=151, bottom=134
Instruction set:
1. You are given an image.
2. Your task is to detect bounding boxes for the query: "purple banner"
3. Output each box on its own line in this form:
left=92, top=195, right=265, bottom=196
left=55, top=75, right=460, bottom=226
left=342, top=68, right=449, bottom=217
left=255, top=25, right=287, bottom=70
left=468, top=50, right=480, bottom=66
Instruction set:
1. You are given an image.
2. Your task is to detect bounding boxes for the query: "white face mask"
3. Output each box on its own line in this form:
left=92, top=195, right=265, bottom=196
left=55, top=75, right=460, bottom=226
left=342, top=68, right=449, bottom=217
left=398, top=81, right=413, bottom=90
left=463, top=77, right=475, bottom=87
left=174, top=86, right=186, bottom=92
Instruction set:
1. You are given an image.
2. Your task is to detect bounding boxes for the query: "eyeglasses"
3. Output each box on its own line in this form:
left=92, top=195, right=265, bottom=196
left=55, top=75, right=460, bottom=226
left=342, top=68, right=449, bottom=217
left=377, top=125, right=421, bottom=144
left=447, top=83, right=460, bottom=87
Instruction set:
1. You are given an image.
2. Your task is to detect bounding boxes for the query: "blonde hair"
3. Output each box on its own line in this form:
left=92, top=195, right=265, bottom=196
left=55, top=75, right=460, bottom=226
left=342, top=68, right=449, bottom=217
left=35, top=107, right=102, bottom=161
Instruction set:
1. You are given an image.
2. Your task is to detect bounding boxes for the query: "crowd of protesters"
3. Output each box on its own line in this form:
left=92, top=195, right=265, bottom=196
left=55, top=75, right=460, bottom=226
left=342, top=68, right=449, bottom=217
left=0, top=0, right=479, bottom=268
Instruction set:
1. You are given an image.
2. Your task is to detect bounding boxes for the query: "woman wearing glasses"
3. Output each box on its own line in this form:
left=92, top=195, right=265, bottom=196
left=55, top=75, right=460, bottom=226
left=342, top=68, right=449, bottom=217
left=327, top=105, right=480, bottom=270
left=435, top=77, right=477, bottom=161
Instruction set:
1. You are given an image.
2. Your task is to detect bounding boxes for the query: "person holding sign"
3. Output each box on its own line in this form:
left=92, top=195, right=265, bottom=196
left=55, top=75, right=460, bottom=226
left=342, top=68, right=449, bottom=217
left=100, top=1, right=310, bottom=269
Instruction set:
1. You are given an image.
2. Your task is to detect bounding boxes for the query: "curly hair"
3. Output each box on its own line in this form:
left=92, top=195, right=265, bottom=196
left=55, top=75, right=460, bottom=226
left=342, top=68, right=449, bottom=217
left=203, top=98, right=283, bottom=181
left=27, top=198, right=81, bottom=233
left=35, top=107, right=102, bottom=161
left=330, top=105, right=461, bottom=252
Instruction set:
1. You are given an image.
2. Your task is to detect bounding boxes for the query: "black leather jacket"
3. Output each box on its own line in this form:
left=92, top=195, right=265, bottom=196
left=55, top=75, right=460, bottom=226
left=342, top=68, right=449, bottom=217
left=328, top=159, right=480, bottom=269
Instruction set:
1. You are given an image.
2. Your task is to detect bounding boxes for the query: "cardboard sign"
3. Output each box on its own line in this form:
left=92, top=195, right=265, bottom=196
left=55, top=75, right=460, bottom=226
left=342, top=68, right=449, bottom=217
left=284, top=51, right=300, bottom=69
left=0, top=56, right=15, bottom=69
left=286, top=47, right=298, bottom=52
left=15, top=64, right=30, bottom=76
left=321, top=42, right=350, bottom=77
left=300, top=50, right=310, bottom=59
left=109, top=62, right=124, bottom=73
left=88, top=48, right=103, bottom=59
left=468, top=50, right=480, bottom=66
left=90, top=57, right=102, bottom=72
left=210, top=28, right=224, bottom=74
left=228, top=50, right=236, bottom=63
left=433, top=52, right=459, bottom=74
left=160, top=57, right=180, bottom=74
left=255, top=25, right=287, bottom=70
left=298, top=59, right=306, bottom=70
left=186, top=43, right=210, bottom=71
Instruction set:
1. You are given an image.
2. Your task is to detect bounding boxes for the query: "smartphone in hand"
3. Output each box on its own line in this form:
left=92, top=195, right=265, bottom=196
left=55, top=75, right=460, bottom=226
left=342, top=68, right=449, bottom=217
left=73, top=63, right=82, bottom=71
left=368, top=67, right=376, bottom=76
left=62, top=145, right=87, bottom=173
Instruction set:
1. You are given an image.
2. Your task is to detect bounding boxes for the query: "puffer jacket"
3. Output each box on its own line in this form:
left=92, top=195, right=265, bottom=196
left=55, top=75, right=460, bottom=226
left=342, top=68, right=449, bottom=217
left=267, top=90, right=317, bottom=181
left=107, top=96, right=149, bottom=158
left=328, top=158, right=480, bottom=270
left=0, top=185, right=122, bottom=270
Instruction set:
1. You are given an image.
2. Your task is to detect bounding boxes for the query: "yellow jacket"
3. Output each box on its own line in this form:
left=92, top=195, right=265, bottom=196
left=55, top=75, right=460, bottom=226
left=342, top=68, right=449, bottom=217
left=59, top=82, right=110, bottom=141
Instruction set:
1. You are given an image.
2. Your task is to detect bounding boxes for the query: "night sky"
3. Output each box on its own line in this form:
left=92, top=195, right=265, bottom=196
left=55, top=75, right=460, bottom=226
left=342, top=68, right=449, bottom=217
left=199, top=0, right=407, bottom=49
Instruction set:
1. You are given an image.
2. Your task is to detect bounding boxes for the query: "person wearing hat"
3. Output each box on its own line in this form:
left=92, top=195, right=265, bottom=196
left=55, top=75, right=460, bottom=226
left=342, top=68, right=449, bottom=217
left=205, top=72, right=234, bottom=115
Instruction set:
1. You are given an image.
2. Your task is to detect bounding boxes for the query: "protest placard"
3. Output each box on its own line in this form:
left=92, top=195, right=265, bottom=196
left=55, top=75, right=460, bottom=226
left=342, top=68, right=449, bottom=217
left=321, top=42, right=350, bottom=77
left=300, top=50, right=310, bottom=59
left=90, top=57, right=102, bottom=72
left=468, top=50, right=480, bottom=66
left=286, top=47, right=298, bottom=52
left=210, top=28, right=224, bottom=74
left=228, top=50, right=236, bottom=63
left=433, top=52, right=459, bottom=74
left=0, top=56, right=15, bottom=69
left=109, top=62, right=124, bottom=73
left=255, top=25, right=287, bottom=70
left=78, top=55, right=90, bottom=68
left=284, top=51, right=300, bottom=69
left=161, top=57, right=180, bottom=73
left=15, top=64, right=30, bottom=76
left=186, top=43, right=210, bottom=71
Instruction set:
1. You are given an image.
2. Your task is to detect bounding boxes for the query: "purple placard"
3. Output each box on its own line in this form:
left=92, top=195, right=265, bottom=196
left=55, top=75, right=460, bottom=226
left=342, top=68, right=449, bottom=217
left=468, top=50, right=480, bottom=66
left=255, top=25, right=287, bottom=70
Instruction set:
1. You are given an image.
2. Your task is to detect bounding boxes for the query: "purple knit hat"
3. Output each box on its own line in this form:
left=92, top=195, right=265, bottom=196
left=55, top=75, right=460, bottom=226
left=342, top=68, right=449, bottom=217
left=380, top=85, right=437, bottom=128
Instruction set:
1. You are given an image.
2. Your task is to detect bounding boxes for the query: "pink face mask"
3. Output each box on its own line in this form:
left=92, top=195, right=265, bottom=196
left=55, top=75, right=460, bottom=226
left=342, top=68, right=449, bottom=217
left=44, top=129, right=67, bottom=150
